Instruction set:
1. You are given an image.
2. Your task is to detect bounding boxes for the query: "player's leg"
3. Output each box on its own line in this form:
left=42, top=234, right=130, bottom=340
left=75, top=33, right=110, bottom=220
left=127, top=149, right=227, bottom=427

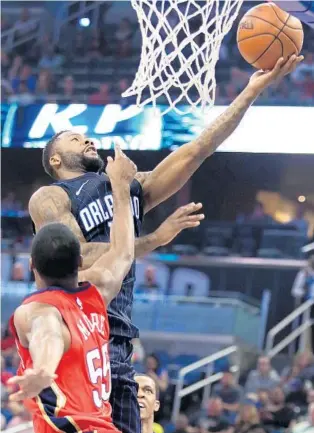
left=109, top=337, right=141, bottom=433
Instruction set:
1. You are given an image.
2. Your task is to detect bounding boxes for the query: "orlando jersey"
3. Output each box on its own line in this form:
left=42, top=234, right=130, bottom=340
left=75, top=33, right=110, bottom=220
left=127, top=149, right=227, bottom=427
left=10, top=282, right=120, bottom=433
left=54, top=172, right=144, bottom=339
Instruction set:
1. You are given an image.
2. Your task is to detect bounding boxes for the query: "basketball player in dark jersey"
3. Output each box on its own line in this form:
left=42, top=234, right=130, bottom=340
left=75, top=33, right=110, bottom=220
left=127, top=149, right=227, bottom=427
left=8, top=147, right=137, bottom=432
left=28, top=55, right=302, bottom=433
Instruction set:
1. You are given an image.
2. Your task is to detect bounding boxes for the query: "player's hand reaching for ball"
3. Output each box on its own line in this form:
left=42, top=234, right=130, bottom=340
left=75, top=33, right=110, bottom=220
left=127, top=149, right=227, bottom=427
left=248, top=54, right=304, bottom=93
left=155, top=202, right=205, bottom=247
left=106, top=144, right=137, bottom=186
left=8, top=368, right=57, bottom=401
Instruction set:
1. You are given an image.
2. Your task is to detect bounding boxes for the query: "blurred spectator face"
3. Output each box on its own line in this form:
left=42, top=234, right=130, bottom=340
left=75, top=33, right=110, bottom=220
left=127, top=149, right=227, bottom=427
left=99, top=83, right=109, bottom=95
left=20, top=8, right=30, bottom=22
left=257, top=389, right=269, bottom=406
left=63, top=75, right=74, bottom=94
left=239, top=404, right=260, bottom=424
left=307, top=389, right=314, bottom=404
left=1, top=51, right=9, bottom=66
left=270, top=387, right=285, bottom=405
left=309, top=404, right=314, bottom=425
left=144, top=265, right=156, bottom=284
left=145, top=355, right=158, bottom=372
left=221, top=371, right=234, bottom=387
left=207, top=397, right=223, bottom=416
left=20, top=65, right=32, bottom=80
left=252, top=202, right=265, bottom=218
left=135, top=375, right=160, bottom=421
left=296, top=351, right=312, bottom=369
left=12, top=262, right=25, bottom=281
left=12, top=55, right=23, bottom=70
left=118, top=78, right=129, bottom=93
left=304, top=53, right=314, bottom=64
left=257, top=356, right=271, bottom=374
left=37, top=70, right=50, bottom=92
left=175, top=414, right=189, bottom=431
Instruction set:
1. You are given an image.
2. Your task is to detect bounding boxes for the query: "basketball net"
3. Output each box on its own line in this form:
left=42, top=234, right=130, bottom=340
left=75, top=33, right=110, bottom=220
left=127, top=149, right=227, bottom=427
left=122, top=0, right=244, bottom=115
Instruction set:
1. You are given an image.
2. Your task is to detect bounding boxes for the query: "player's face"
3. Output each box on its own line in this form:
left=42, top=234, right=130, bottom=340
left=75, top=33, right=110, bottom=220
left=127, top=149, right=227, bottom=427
left=136, top=376, right=160, bottom=421
left=51, top=131, right=104, bottom=174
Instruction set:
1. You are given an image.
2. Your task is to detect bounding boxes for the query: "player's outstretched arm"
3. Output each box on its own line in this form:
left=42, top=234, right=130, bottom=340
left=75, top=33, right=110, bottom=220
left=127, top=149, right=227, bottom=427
left=8, top=303, right=65, bottom=401
left=135, top=55, right=303, bottom=214
left=79, top=145, right=136, bottom=303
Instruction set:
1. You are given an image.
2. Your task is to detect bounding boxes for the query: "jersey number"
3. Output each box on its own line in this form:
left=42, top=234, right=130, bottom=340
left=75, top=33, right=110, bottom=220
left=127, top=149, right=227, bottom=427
left=86, top=343, right=111, bottom=407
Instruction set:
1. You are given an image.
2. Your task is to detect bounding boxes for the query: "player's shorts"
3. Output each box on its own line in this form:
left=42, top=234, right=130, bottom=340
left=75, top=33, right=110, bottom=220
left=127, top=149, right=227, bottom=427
left=32, top=413, right=121, bottom=433
left=109, top=336, right=141, bottom=433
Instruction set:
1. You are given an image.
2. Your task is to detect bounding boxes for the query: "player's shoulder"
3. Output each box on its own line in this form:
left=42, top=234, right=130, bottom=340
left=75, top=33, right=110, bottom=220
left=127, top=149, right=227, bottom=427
left=29, top=185, right=70, bottom=211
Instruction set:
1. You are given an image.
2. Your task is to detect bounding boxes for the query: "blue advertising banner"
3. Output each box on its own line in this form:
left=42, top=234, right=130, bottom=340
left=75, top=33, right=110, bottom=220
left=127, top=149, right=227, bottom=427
left=1, top=103, right=314, bottom=153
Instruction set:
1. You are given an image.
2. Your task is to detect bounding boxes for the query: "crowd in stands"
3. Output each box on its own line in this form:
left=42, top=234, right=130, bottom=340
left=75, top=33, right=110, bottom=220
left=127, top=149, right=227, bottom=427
left=2, top=328, right=313, bottom=433
left=1, top=5, right=314, bottom=105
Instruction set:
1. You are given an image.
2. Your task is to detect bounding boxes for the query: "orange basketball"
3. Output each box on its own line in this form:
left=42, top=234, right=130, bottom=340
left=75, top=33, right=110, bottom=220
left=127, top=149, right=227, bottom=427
left=237, top=2, right=304, bottom=70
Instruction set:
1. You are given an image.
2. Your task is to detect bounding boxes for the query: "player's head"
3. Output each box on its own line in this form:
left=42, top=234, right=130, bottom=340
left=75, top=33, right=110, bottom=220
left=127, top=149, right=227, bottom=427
left=135, top=374, right=160, bottom=422
left=42, top=130, right=104, bottom=179
left=30, top=223, right=82, bottom=287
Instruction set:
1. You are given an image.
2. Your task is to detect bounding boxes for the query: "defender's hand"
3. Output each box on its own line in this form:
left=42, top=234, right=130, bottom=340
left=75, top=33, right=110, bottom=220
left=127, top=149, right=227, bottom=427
left=8, top=369, right=57, bottom=401
left=248, top=55, right=303, bottom=94
left=106, top=144, right=137, bottom=185
left=155, top=202, right=204, bottom=247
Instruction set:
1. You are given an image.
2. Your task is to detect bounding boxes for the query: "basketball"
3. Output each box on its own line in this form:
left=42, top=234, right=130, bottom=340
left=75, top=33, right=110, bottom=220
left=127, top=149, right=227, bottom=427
left=237, top=2, right=304, bottom=70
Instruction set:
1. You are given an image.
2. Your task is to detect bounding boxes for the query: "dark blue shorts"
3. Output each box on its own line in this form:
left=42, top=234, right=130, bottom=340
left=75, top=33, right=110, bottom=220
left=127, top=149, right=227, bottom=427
left=109, top=336, right=141, bottom=433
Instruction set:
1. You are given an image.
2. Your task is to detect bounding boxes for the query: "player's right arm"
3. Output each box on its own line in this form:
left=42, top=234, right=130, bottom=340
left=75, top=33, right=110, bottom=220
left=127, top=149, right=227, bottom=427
left=8, top=302, right=66, bottom=401
left=79, top=145, right=136, bottom=304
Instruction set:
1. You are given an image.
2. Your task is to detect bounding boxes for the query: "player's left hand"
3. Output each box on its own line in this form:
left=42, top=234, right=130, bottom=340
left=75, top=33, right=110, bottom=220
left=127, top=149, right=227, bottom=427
left=155, top=202, right=204, bottom=247
left=8, top=369, right=57, bottom=401
left=248, top=54, right=304, bottom=93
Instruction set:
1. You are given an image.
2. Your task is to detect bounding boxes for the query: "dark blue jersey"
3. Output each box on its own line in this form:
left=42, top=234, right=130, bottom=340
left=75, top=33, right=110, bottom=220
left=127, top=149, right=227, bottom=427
left=54, top=172, right=144, bottom=339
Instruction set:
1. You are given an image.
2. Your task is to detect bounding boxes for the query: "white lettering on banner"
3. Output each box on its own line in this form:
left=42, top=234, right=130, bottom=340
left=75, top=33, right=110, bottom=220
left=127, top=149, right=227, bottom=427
left=79, top=194, right=139, bottom=233
left=28, top=104, right=88, bottom=138
left=94, top=105, right=142, bottom=134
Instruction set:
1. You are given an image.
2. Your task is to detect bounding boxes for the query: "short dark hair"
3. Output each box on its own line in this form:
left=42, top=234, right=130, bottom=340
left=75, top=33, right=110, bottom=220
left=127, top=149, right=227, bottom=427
left=31, top=223, right=81, bottom=280
left=42, top=130, right=68, bottom=178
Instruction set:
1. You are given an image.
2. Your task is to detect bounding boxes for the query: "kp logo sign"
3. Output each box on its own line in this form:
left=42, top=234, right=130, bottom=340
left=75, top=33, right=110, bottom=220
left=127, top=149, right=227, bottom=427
left=28, top=104, right=144, bottom=138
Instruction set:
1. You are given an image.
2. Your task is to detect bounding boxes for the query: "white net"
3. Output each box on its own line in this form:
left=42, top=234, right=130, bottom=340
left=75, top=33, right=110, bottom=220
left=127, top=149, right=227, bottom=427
left=123, top=0, right=244, bottom=115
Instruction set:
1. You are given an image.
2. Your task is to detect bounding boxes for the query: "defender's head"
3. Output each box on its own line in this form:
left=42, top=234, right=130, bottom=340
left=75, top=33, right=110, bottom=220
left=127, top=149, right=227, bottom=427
left=135, top=374, right=160, bottom=422
left=43, top=131, right=104, bottom=179
left=30, top=223, right=82, bottom=287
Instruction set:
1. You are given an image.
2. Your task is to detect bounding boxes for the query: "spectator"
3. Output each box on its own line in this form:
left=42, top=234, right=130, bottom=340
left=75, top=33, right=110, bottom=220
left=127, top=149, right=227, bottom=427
left=290, top=205, right=309, bottom=235
left=1, top=51, right=10, bottom=78
left=212, top=370, right=242, bottom=422
left=261, top=386, right=295, bottom=429
left=72, top=32, right=87, bottom=57
left=136, top=265, right=161, bottom=295
left=1, top=325, right=15, bottom=356
left=173, top=414, right=190, bottom=433
left=291, top=53, right=314, bottom=83
left=86, top=38, right=104, bottom=60
left=89, top=83, right=111, bottom=105
left=189, top=397, right=230, bottom=432
left=115, top=18, right=133, bottom=57
left=35, top=69, right=54, bottom=102
left=8, top=81, right=35, bottom=106
left=245, top=355, right=280, bottom=394
left=1, top=356, right=13, bottom=387
left=145, top=354, right=169, bottom=393
left=8, top=55, right=23, bottom=81
left=38, top=47, right=64, bottom=69
left=15, top=8, right=38, bottom=37
left=11, top=63, right=36, bottom=93
left=61, top=75, right=75, bottom=103
left=233, top=404, right=266, bottom=433
left=291, top=403, right=314, bottom=433
left=1, top=15, right=11, bottom=32
left=301, top=71, right=314, bottom=101
left=291, top=248, right=314, bottom=328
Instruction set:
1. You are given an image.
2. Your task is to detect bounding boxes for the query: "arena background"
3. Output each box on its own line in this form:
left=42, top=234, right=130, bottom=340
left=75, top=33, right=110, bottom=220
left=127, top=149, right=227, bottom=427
left=1, top=1, right=314, bottom=433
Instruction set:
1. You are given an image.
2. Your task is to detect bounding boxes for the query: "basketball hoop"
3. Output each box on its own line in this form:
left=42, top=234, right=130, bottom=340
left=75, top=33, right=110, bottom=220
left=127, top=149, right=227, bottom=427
left=122, top=0, right=244, bottom=115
